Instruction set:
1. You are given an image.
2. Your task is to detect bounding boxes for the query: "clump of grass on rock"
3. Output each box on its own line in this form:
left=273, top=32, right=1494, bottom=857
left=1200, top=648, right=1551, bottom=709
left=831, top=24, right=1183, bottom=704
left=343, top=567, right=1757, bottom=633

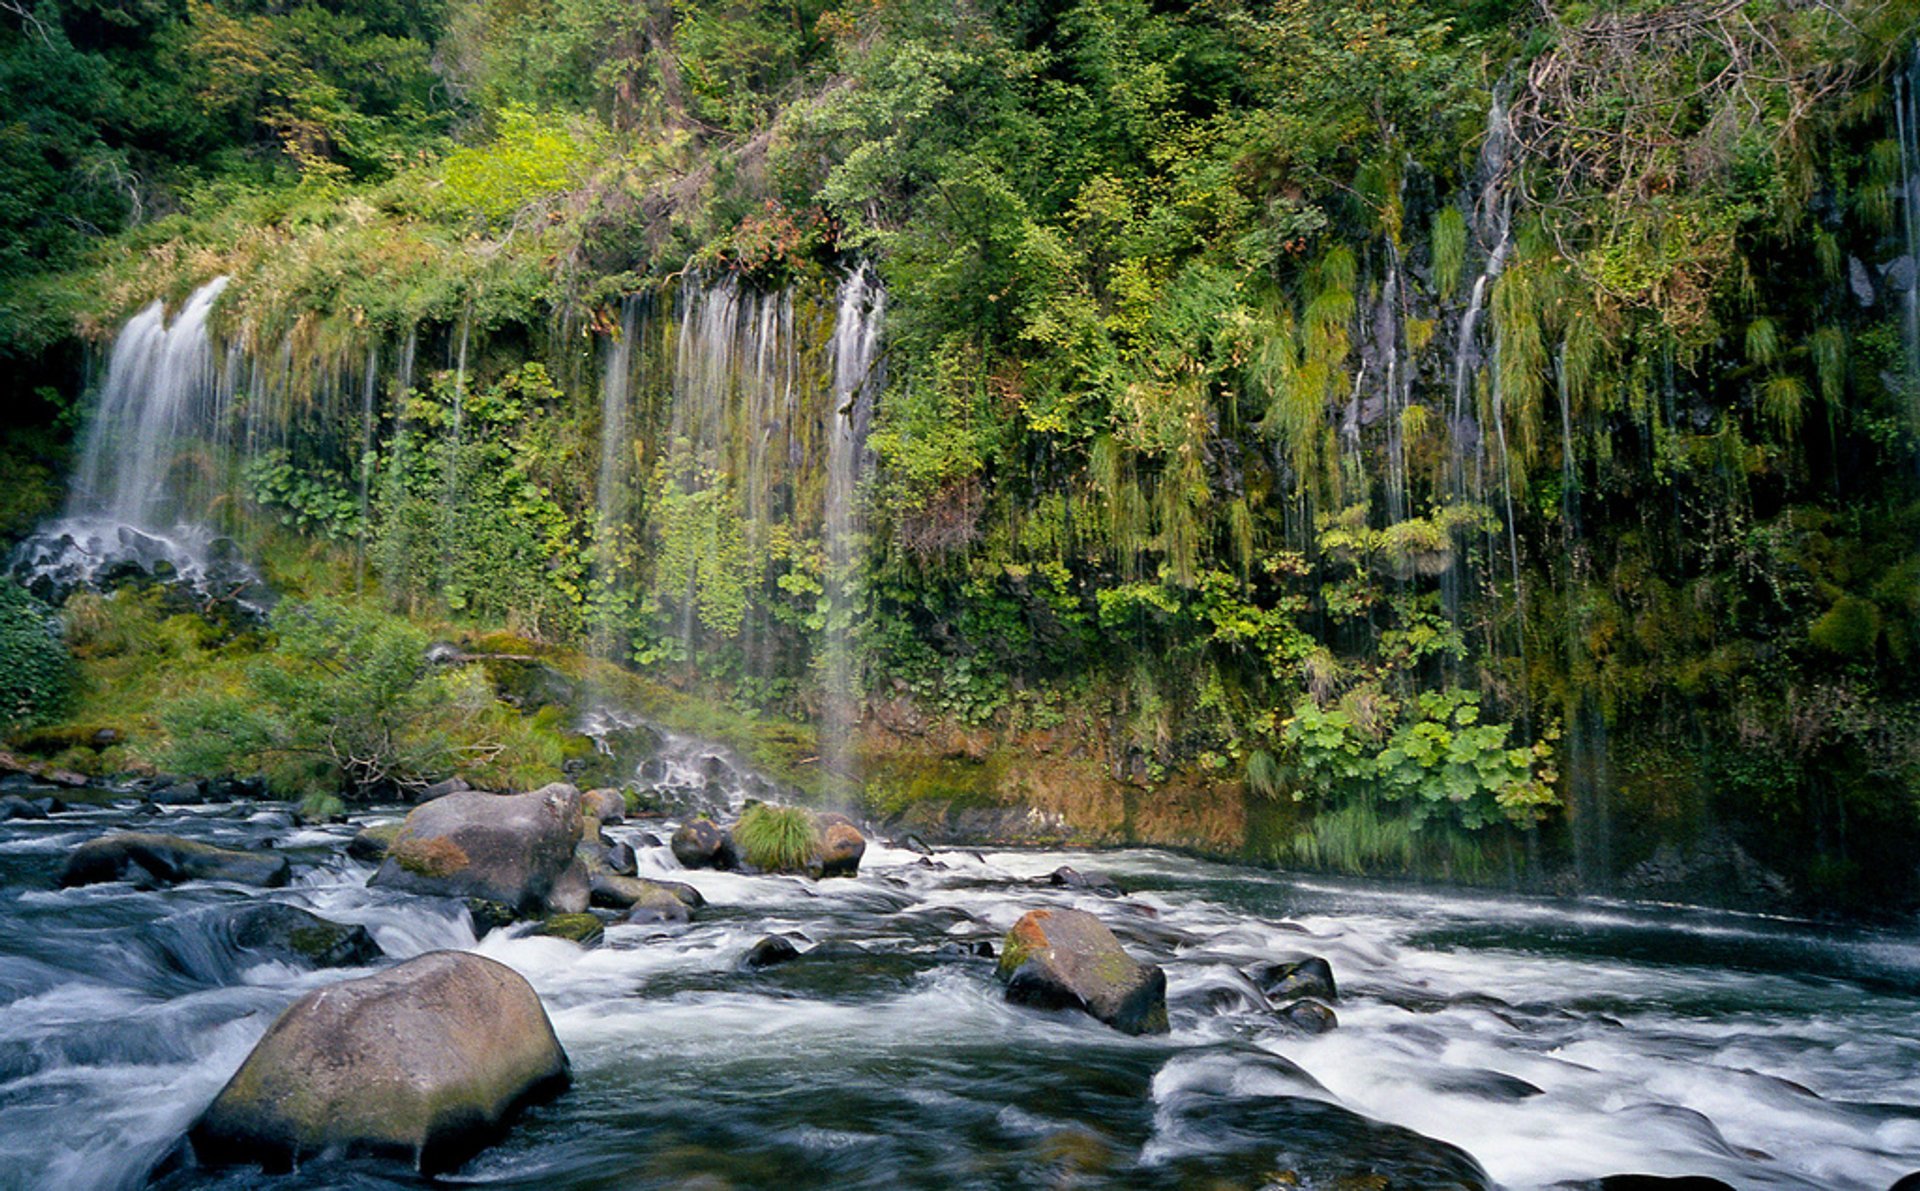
left=733, top=804, right=819, bottom=873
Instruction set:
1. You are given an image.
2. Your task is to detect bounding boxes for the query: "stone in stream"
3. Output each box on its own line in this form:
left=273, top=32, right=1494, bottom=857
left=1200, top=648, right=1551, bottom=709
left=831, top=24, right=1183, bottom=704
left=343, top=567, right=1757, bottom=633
left=606, top=840, right=638, bottom=876
left=998, top=907, right=1168, bottom=1035
left=623, top=885, right=692, bottom=925
left=149, top=781, right=205, bottom=805
left=670, top=817, right=738, bottom=870
left=370, top=785, right=590, bottom=918
left=413, top=775, right=471, bottom=803
left=813, top=812, right=866, bottom=878
left=742, top=934, right=802, bottom=969
left=1047, top=865, right=1124, bottom=898
left=533, top=913, right=605, bottom=946
left=1250, top=955, right=1337, bottom=1003
left=0, top=794, right=48, bottom=821
left=187, top=951, right=570, bottom=1174
left=347, top=821, right=403, bottom=862
left=60, top=832, right=291, bottom=889
left=164, top=903, right=383, bottom=973
left=1275, top=997, right=1339, bottom=1034
left=582, top=787, right=625, bottom=826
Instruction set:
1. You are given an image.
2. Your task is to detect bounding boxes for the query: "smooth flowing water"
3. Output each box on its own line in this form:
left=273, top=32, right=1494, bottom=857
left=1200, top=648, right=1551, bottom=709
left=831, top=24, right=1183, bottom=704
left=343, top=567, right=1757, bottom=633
left=3, top=738, right=1919, bottom=1191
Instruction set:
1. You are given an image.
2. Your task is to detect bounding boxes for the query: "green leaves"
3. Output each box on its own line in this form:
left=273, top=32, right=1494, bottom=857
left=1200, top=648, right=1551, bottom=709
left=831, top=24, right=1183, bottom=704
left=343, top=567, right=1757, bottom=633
left=0, top=581, right=73, bottom=732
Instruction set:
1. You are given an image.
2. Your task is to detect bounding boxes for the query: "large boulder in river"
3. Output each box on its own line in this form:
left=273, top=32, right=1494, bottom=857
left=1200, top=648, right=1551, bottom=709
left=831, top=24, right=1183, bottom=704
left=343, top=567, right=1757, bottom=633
left=671, top=817, right=738, bottom=870
left=158, top=903, right=382, bottom=979
left=998, top=907, right=1168, bottom=1035
left=812, top=812, right=865, bottom=878
left=187, top=951, right=570, bottom=1174
left=60, top=833, right=290, bottom=889
left=370, top=785, right=589, bottom=917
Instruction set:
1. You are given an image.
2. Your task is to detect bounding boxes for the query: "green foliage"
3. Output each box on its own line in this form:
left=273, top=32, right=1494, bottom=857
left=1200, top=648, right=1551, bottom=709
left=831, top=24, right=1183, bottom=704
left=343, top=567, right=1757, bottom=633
left=159, top=598, right=511, bottom=799
left=732, top=802, right=819, bottom=872
left=437, top=106, right=605, bottom=226
left=244, top=449, right=363, bottom=540
left=0, top=581, right=74, bottom=732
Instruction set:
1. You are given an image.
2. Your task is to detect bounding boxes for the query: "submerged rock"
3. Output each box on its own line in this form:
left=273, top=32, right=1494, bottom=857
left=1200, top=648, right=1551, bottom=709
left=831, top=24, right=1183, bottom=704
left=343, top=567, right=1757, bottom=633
left=742, top=935, right=802, bottom=969
left=1275, top=998, right=1339, bottom=1034
left=187, top=951, right=570, bottom=1174
left=671, top=818, right=737, bottom=870
left=534, top=913, right=605, bottom=946
left=161, top=903, right=382, bottom=976
left=998, top=907, right=1168, bottom=1035
left=370, top=786, right=589, bottom=918
left=60, top=833, right=290, bottom=889
left=0, top=794, right=48, bottom=821
left=1048, top=866, right=1124, bottom=898
left=1250, top=955, right=1337, bottom=1003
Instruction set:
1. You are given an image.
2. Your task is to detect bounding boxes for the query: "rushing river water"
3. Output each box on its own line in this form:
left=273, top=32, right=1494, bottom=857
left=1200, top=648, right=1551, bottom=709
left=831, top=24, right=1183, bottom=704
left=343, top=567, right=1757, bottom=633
left=3, top=746, right=1920, bottom=1190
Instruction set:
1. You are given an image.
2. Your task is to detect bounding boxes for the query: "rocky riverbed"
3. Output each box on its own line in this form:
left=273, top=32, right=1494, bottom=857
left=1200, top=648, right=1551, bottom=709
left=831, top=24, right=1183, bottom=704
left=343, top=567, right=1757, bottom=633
left=3, top=735, right=1920, bottom=1189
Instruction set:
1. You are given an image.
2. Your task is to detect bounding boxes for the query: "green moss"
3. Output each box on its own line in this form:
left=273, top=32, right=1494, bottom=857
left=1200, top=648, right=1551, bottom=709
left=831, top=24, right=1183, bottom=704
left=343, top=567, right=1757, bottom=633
left=1810, top=595, right=1881, bottom=656
left=535, top=913, right=605, bottom=946
left=390, top=835, right=470, bottom=878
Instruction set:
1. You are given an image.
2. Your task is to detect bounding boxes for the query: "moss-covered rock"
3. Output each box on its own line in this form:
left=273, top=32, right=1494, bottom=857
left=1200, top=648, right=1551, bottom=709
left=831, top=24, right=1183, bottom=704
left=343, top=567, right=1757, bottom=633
left=59, top=832, right=290, bottom=889
left=347, top=821, right=404, bottom=862
left=670, top=817, right=737, bottom=870
left=187, top=951, right=570, bottom=1174
left=534, top=912, right=606, bottom=946
left=812, top=812, right=866, bottom=878
left=998, top=907, right=1168, bottom=1035
left=370, top=785, right=589, bottom=917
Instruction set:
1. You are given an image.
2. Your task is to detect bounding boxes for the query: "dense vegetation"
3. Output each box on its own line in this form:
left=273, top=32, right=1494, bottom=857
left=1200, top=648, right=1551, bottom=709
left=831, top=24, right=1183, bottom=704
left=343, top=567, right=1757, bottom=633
left=4, top=0, right=1919, bottom=909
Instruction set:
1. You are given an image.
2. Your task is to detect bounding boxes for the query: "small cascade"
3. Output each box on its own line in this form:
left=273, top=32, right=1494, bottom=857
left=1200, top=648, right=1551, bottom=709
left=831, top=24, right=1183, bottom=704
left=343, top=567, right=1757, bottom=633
left=591, top=296, right=644, bottom=666
left=9, top=277, right=266, bottom=602
left=356, top=345, right=379, bottom=588
left=1896, top=44, right=1920, bottom=405
left=821, top=265, right=886, bottom=796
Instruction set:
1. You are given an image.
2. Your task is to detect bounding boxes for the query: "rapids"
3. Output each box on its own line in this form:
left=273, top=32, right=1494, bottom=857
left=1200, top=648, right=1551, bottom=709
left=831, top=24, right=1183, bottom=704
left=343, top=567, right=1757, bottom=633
left=2, top=738, right=1919, bottom=1190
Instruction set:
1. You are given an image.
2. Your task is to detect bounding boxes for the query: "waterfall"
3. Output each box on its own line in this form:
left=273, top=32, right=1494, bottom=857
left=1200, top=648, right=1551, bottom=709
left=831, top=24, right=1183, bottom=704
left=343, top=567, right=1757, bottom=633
left=591, top=296, right=644, bottom=665
left=1896, top=44, right=1920, bottom=406
left=356, top=345, right=379, bottom=589
left=67, top=277, right=229, bottom=528
left=8, top=277, right=266, bottom=601
left=821, top=266, right=886, bottom=796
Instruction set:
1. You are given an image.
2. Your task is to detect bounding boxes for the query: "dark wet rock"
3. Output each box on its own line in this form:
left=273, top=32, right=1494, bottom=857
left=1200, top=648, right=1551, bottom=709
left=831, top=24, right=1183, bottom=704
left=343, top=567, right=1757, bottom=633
left=998, top=907, right=1168, bottom=1035
left=1619, top=831, right=1794, bottom=912
left=187, top=951, right=569, bottom=1174
left=371, top=785, right=589, bottom=918
left=204, top=776, right=266, bottom=801
left=805, top=939, right=872, bottom=960
left=91, top=727, right=121, bottom=748
left=670, top=818, right=738, bottom=870
left=1048, top=866, right=1124, bottom=898
left=534, top=913, right=605, bottom=947
left=636, top=831, right=664, bottom=848
left=814, top=812, right=865, bottom=878
left=163, top=903, right=382, bottom=975
left=899, top=833, right=933, bottom=855
left=1275, top=998, right=1338, bottom=1034
left=652, top=879, right=704, bottom=908
left=1888, top=1175, right=1920, bottom=1191
left=150, top=781, right=206, bottom=805
left=1250, top=955, right=1337, bottom=1003
left=1153, top=1089, right=1488, bottom=1189
left=1170, top=969, right=1271, bottom=1017
left=413, top=776, right=471, bottom=804
left=347, top=822, right=404, bottom=862
left=934, top=940, right=996, bottom=961
left=466, top=898, right=518, bottom=937
left=742, top=935, right=802, bottom=969
left=1430, top=1068, right=1545, bottom=1101
left=60, top=833, right=290, bottom=889
left=606, top=840, right=638, bottom=876
left=0, top=794, right=48, bottom=821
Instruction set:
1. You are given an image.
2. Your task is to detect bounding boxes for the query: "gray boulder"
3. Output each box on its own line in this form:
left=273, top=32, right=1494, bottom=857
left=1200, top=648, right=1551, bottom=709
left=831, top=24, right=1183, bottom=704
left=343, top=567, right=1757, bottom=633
left=187, top=951, right=569, bottom=1173
left=370, top=785, right=589, bottom=917
left=670, top=818, right=737, bottom=870
left=998, top=907, right=1168, bottom=1035
left=60, top=833, right=290, bottom=889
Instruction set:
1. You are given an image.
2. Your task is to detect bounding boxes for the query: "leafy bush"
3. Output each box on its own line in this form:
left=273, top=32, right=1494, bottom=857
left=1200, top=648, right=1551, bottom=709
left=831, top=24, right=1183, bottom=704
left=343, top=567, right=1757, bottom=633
left=733, top=803, right=819, bottom=872
left=160, top=599, right=512, bottom=799
left=0, top=581, right=74, bottom=732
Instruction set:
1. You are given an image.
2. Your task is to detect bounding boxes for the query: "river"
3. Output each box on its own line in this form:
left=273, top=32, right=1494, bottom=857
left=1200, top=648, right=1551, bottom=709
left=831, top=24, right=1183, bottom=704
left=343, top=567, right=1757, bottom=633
left=3, top=740, right=1919, bottom=1190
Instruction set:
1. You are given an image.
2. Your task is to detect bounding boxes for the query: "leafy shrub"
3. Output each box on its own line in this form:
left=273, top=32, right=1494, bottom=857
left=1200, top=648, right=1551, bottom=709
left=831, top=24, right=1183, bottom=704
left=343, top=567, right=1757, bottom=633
left=160, top=599, right=512, bottom=799
left=0, top=580, right=74, bottom=733
left=733, top=803, right=819, bottom=872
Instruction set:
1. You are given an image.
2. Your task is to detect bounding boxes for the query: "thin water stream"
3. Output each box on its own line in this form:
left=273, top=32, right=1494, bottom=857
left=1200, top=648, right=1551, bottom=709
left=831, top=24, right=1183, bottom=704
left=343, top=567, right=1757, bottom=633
left=2, top=734, right=1919, bottom=1190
